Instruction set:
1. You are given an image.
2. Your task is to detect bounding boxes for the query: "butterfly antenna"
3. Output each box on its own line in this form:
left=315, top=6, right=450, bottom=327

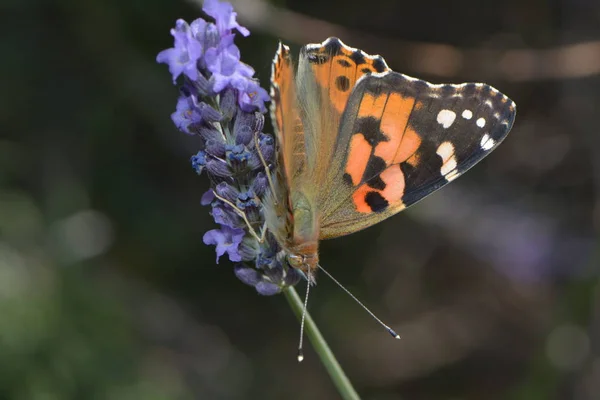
left=297, top=271, right=312, bottom=362
left=317, top=264, right=400, bottom=340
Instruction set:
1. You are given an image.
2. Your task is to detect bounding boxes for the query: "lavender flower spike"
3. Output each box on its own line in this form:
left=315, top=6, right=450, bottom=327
left=157, top=2, right=301, bottom=295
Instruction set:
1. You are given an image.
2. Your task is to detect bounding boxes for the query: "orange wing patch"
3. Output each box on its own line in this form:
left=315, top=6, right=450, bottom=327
left=302, top=38, right=390, bottom=114
left=343, top=87, right=424, bottom=214
left=357, top=92, right=388, bottom=118
left=340, top=81, right=430, bottom=215
left=346, top=135, right=372, bottom=186
left=376, top=93, right=422, bottom=164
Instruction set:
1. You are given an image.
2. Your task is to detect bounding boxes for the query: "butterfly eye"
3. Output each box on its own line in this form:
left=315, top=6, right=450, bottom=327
left=287, top=254, right=304, bottom=269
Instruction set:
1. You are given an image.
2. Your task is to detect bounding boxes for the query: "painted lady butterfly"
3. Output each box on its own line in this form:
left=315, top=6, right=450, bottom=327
left=266, top=37, right=516, bottom=282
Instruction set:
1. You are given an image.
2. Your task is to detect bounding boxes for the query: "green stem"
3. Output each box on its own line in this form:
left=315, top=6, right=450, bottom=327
left=283, top=286, right=361, bottom=400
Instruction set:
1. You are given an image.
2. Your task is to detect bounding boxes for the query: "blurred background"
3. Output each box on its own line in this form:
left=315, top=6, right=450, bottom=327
left=2, top=0, right=599, bottom=399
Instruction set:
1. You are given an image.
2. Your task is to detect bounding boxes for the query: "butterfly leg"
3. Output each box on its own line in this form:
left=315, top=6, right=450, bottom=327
left=254, top=132, right=279, bottom=205
left=259, top=221, right=268, bottom=242
left=212, top=192, right=266, bottom=243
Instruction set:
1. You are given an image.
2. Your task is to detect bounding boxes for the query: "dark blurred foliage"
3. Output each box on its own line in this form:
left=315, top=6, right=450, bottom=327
left=1, top=0, right=600, bottom=399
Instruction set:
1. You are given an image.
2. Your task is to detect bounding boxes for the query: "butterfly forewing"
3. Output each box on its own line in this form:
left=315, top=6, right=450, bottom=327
left=319, top=71, right=516, bottom=239
left=400, top=79, right=515, bottom=205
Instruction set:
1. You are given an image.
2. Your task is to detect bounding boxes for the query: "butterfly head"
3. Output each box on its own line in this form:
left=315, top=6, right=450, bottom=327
left=287, top=252, right=319, bottom=274
left=285, top=241, right=319, bottom=281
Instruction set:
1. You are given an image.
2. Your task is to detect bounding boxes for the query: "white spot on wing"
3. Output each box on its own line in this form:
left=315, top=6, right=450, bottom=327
left=481, top=133, right=495, bottom=150
left=437, top=109, right=456, bottom=129
left=476, top=117, right=486, bottom=128
left=436, top=142, right=454, bottom=160
left=436, top=141, right=458, bottom=178
left=462, top=110, right=473, bottom=120
left=442, top=157, right=458, bottom=176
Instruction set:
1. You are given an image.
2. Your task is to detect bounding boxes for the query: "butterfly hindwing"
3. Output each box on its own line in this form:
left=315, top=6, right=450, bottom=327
left=319, top=71, right=516, bottom=239
left=269, top=43, right=305, bottom=186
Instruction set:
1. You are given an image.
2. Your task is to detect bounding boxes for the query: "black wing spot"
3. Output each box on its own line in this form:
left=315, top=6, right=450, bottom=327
left=366, top=175, right=386, bottom=190
left=350, top=51, right=366, bottom=65
left=355, top=117, right=388, bottom=146
left=336, top=75, right=351, bottom=92
left=365, top=191, right=388, bottom=212
left=363, top=156, right=387, bottom=184
left=342, top=172, right=353, bottom=186
left=361, top=68, right=372, bottom=74
left=372, top=57, right=387, bottom=73
left=337, top=59, right=352, bottom=67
